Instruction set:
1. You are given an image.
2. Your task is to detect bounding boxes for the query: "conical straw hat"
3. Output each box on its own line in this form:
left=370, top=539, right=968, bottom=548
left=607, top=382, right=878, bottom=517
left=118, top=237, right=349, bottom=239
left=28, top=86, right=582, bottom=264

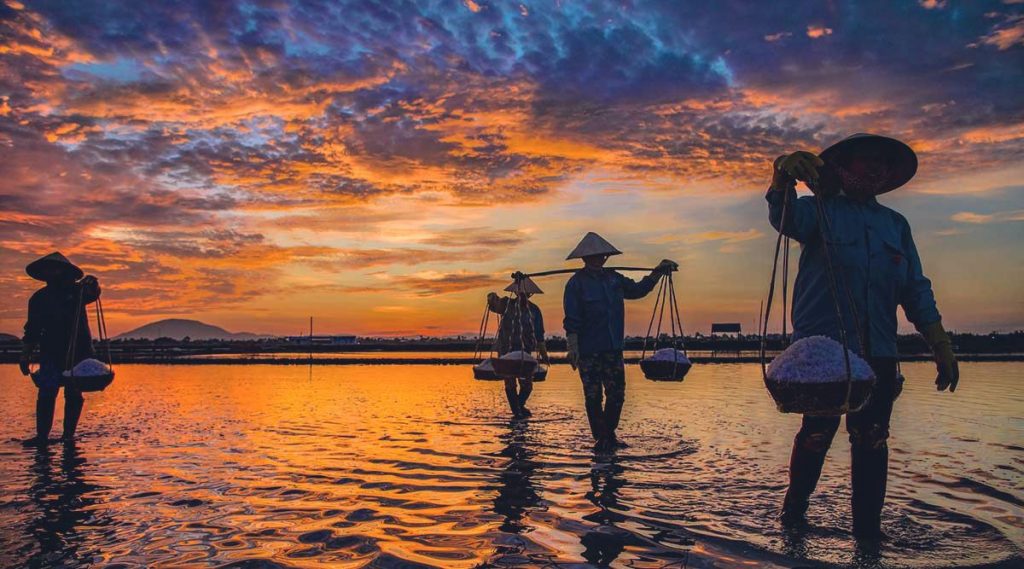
left=26, top=251, right=84, bottom=282
left=504, top=276, right=543, bottom=294
left=566, top=232, right=622, bottom=260
left=818, top=133, right=917, bottom=197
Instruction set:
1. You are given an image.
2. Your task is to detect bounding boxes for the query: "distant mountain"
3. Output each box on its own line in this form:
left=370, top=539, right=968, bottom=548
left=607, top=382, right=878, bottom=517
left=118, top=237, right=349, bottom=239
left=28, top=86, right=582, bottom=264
left=115, top=319, right=272, bottom=341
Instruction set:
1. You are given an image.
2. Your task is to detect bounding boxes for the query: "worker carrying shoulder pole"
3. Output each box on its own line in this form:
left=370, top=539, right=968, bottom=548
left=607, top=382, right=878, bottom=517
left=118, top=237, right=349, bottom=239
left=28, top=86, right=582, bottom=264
left=767, top=134, right=959, bottom=540
left=18, top=252, right=102, bottom=447
left=562, top=232, right=677, bottom=453
left=487, top=276, right=548, bottom=419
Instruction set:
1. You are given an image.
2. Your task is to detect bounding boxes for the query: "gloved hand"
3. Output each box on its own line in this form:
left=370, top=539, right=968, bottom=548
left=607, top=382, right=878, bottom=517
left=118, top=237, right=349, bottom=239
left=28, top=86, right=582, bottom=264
left=771, top=155, right=796, bottom=191
left=538, top=342, right=550, bottom=365
left=775, top=151, right=824, bottom=188
left=19, top=345, right=32, bottom=376
left=80, top=274, right=101, bottom=301
left=920, top=321, right=959, bottom=392
left=655, top=259, right=679, bottom=275
left=566, top=333, right=580, bottom=371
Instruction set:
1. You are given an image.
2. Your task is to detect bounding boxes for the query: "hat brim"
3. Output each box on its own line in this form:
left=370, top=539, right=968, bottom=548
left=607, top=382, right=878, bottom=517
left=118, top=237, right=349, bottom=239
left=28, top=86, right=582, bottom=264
left=819, top=135, right=917, bottom=196
left=26, top=259, right=83, bottom=282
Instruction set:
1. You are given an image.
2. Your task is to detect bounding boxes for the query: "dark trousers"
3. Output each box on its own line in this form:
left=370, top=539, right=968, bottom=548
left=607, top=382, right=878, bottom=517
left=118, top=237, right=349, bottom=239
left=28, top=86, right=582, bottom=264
left=503, top=376, right=533, bottom=414
left=37, top=385, right=84, bottom=441
left=782, top=358, right=900, bottom=536
left=578, top=351, right=626, bottom=441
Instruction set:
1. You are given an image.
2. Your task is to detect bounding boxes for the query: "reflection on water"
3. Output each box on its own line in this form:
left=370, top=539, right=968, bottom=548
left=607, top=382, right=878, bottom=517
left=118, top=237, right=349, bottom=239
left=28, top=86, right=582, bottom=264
left=0, top=362, right=1020, bottom=567
left=20, top=442, right=112, bottom=568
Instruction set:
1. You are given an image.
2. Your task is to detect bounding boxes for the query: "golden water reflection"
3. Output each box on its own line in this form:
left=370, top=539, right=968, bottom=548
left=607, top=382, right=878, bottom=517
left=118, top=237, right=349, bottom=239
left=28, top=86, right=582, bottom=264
left=0, top=362, right=1020, bottom=567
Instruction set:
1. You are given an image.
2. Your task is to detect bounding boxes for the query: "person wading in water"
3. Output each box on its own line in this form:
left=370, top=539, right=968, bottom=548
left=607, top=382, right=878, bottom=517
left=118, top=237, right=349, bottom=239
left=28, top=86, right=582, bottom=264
left=562, top=232, right=677, bottom=453
left=487, top=276, right=548, bottom=419
left=19, top=252, right=102, bottom=446
left=767, top=134, right=959, bottom=540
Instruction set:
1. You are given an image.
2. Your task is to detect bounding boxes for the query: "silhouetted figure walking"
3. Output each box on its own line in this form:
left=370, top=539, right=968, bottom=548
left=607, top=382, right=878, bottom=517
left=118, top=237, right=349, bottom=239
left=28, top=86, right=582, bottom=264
left=563, top=232, right=676, bottom=452
left=488, top=276, right=548, bottom=419
left=19, top=253, right=102, bottom=446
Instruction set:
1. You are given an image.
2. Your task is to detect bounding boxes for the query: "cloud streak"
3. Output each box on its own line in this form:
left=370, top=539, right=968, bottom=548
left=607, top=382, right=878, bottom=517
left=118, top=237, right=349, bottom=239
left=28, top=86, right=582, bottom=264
left=0, top=0, right=1022, bottom=334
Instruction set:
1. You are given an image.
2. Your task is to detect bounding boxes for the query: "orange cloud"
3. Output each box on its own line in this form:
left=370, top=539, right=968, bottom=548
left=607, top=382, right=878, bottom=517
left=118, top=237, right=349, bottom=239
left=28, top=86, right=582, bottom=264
left=979, top=15, right=1024, bottom=50
left=807, top=25, right=833, bottom=39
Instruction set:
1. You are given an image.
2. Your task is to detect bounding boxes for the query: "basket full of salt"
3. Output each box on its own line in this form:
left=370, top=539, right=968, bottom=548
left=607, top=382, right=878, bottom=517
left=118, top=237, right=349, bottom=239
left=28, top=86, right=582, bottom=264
left=62, top=358, right=115, bottom=392
left=473, top=358, right=502, bottom=380
left=640, top=348, right=692, bottom=381
left=765, top=336, right=875, bottom=416
left=491, top=351, right=539, bottom=378
left=532, top=364, right=548, bottom=382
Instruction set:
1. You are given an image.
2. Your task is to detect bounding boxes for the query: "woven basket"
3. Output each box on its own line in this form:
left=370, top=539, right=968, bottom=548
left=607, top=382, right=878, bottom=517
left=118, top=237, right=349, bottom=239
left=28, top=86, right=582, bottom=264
left=64, top=372, right=116, bottom=393
left=491, top=356, right=538, bottom=379
left=531, top=364, right=548, bottom=382
left=473, top=359, right=502, bottom=381
left=764, top=378, right=873, bottom=416
left=640, top=359, right=691, bottom=382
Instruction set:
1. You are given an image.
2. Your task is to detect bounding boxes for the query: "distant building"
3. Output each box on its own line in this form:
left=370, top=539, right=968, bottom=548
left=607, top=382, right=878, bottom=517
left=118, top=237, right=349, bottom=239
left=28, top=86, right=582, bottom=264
left=284, top=335, right=358, bottom=345
left=711, top=323, right=742, bottom=336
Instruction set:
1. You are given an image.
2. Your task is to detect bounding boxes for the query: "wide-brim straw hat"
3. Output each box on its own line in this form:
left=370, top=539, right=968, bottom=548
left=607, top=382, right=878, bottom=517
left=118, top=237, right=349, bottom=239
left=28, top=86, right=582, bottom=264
left=26, top=252, right=84, bottom=282
left=504, top=276, right=543, bottom=295
left=566, top=232, right=622, bottom=260
left=819, top=133, right=917, bottom=197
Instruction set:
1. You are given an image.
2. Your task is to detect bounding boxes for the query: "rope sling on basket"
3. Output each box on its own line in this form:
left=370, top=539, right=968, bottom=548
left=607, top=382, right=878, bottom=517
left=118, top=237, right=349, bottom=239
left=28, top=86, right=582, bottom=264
left=472, top=290, right=548, bottom=381
left=490, top=282, right=545, bottom=381
left=32, top=287, right=115, bottom=392
left=760, top=185, right=874, bottom=416
left=472, top=299, right=502, bottom=380
left=639, top=272, right=691, bottom=381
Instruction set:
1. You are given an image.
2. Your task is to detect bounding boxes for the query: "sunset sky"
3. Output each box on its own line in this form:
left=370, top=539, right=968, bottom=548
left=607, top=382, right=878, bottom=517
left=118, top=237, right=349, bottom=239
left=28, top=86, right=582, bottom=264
left=1, top=0, right=1022, bottom=338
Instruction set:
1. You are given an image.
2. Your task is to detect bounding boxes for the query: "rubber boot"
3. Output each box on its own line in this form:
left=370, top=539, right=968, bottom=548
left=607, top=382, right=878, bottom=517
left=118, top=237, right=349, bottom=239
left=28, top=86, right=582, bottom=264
left=781, top=421, right=838, bottom=525
left=504, top=379, right=524, bottom=419
left=35, top=388, right=58, bottom=442
left=517, top=380, right=533, bottom=417
left=851, top=439, right=888, bottom=539
left=62, top=389, right=84, bottom=440
left=583, top=395, right=607, bottom=441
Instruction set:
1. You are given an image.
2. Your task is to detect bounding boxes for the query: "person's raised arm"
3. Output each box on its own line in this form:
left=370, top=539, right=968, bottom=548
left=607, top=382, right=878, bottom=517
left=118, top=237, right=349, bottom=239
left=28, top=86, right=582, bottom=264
left=80, top=275, right=101, bottom=304
left=621, top=259, right=677, bottom=299
left=767, top=152, right=821, bottom=243
left=487, top=292, right=508, bottom=314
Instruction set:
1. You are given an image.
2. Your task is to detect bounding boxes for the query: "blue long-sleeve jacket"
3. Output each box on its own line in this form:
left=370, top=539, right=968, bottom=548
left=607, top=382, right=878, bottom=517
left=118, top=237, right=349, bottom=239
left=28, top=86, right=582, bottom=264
left=563, top=269, right=659, bottom=356
left=766, top=187, right=941, bottom=357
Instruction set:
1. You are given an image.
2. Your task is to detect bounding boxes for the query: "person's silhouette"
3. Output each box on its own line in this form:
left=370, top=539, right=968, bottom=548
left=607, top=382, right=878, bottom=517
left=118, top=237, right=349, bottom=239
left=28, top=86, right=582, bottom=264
left=25, top=442, right=105, bottom=568
left=492, top=424, right=541, bottom=534
left=580, top=456, right=635, bottom=565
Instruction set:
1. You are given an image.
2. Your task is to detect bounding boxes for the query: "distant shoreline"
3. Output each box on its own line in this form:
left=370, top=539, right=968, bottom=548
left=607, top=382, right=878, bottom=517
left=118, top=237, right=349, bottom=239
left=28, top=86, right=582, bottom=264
left=5, top=354, right=1016, bottom=366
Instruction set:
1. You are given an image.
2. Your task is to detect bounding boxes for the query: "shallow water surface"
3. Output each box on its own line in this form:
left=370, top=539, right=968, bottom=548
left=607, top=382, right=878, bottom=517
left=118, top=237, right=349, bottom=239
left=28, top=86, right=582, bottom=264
left=0, top=362, right=1020, bottom=568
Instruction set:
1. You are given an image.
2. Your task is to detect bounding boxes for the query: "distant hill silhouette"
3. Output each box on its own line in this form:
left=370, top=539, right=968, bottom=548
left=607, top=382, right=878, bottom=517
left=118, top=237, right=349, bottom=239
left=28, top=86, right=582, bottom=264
left=116, top=319, right=272, bottom=341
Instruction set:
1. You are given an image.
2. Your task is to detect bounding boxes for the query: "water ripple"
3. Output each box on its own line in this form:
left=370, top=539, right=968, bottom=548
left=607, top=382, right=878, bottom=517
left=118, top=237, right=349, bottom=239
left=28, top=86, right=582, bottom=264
left=0, top=362, right=1020, bottom=567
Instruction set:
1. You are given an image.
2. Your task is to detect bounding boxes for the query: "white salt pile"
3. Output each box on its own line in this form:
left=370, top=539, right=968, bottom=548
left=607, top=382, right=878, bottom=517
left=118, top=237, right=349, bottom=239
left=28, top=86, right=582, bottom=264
left=648, top=348, right=690, bottom=363
left=474, top=359, right=495, bottom=371
left=767, top=336, right=874, bottom=384
left=63, top=358, right=111, bottom=377
left=501, top=351, right=537, bottom=362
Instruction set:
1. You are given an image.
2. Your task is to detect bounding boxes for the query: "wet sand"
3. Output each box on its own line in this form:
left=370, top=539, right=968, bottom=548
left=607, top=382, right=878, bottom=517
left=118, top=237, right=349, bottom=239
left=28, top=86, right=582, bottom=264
left=0, top=362, right=1020, bottom=567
